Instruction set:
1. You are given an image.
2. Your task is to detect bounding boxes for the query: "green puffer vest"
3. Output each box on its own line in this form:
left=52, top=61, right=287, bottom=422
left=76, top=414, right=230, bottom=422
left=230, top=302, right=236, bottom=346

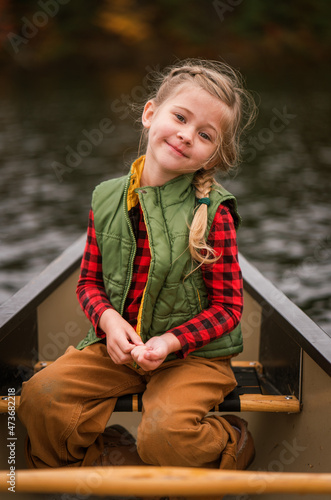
left=77, top=168, right=243, bottom=359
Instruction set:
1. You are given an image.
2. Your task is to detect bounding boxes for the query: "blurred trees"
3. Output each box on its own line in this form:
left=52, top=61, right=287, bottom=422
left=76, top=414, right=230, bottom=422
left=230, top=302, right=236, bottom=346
left=0, top=0, right=330, bottom=71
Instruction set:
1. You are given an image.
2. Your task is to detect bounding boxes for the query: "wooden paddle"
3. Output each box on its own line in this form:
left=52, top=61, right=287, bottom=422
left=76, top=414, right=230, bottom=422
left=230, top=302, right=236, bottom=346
left=1, top=466, right=331, bottom=496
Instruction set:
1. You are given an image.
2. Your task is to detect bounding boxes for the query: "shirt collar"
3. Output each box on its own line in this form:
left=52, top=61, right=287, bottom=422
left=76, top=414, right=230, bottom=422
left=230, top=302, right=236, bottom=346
left=127, top=155, right=196, bottom=210
left=127, top=156, right=145, bottom=211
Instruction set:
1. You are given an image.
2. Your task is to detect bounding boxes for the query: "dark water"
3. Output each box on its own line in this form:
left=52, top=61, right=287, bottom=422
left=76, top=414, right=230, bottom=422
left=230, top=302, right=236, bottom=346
left=1, top=67, right=330, bottom=335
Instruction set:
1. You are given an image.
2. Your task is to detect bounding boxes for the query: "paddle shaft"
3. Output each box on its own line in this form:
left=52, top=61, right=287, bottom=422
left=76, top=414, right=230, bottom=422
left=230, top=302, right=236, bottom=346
left=1, top=467, right=331, bottom=496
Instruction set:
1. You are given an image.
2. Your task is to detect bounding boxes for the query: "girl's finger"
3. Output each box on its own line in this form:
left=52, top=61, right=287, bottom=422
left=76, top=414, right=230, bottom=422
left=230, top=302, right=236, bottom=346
left=128, top=331, right=144, bottom=346
left=144, top=350, right=160, bottom=360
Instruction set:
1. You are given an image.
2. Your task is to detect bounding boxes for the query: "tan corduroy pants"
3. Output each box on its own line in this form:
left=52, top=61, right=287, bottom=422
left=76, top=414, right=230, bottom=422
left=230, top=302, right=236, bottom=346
left=18, top=343, right=238, bottom=469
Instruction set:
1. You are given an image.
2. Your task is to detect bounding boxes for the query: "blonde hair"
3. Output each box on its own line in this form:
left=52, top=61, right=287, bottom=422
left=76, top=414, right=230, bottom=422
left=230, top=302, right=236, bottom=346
left=140, top=58, right=257, bottom=265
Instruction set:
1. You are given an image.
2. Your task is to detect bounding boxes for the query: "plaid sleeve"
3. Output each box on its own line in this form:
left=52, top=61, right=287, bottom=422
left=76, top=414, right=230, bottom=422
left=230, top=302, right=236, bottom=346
left=76, top=209, right=113, bottom=337
left=168, top=204, right=243, bottom=358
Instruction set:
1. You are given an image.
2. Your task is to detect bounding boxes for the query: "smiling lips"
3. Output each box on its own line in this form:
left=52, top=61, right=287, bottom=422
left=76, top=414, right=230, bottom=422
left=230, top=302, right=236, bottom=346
left=166, top=141, right=188, bottom=158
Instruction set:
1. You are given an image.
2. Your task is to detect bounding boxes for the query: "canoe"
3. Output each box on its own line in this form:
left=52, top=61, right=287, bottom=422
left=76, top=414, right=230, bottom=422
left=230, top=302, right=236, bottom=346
left=0, top=235, right=330, bottom=499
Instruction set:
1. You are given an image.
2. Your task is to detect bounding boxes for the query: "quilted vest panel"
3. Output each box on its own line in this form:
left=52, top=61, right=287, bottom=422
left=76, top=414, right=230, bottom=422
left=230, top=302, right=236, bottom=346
left=77, top=170, right=243, bottom=358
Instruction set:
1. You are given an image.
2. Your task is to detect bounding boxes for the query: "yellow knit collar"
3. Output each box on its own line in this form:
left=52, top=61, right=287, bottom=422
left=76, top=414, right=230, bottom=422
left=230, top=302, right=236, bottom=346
left=127, top=155, right=145, bottom=211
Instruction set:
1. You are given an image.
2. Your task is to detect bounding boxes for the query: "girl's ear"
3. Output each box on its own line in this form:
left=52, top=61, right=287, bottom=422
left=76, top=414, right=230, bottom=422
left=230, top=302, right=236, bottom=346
left=142, top=100, right=155, bottom=129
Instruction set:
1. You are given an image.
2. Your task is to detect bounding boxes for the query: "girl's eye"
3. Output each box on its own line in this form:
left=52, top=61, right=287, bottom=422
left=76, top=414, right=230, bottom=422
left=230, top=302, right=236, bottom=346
left=175, top=113, right=185, bottom=122
left=200, top=132, right=211, bottom=141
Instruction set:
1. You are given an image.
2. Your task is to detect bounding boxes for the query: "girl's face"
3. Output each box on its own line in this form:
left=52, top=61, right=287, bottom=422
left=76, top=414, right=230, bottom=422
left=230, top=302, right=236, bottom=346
left=141, top=84, right=228, bottom=187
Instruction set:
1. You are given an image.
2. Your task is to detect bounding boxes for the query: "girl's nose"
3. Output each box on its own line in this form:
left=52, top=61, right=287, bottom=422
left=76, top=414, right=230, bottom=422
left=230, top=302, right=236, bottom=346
left=177, top=128, right=193, bottom=144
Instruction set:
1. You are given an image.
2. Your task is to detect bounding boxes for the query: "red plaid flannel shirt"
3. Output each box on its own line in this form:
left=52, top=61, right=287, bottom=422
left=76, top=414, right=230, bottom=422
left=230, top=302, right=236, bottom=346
left=76, top=203, right=243, bottom=358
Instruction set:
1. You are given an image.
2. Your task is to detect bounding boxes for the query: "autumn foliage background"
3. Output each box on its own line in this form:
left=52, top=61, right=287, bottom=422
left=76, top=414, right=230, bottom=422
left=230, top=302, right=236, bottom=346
left=1, top=0, right=330, bottom=74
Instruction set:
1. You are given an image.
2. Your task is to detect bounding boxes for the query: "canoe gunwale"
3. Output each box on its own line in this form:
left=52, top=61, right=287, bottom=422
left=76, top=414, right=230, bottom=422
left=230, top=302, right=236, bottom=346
left=0, top=234, right=86, bottom=342
left=0, top=235, right=330, bottom=377
left=239, top=253, right=331, bottom=377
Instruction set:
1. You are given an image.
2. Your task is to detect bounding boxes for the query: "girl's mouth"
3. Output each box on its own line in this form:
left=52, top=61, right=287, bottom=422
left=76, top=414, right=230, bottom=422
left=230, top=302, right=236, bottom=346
left=166, top=141, right=188, bottom=157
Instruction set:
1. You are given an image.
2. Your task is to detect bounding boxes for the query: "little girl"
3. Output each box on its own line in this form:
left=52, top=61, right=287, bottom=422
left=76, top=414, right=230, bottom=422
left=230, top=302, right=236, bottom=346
left=18, top=59, right=257, bottom=473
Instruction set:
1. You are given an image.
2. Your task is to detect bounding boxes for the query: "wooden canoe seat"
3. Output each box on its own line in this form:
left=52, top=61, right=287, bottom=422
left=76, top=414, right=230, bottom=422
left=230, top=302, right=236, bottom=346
left=0, top=360, right=300, bottom=414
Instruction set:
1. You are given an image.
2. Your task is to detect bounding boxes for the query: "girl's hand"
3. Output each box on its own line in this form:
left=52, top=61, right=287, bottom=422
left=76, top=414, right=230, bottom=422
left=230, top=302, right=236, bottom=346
left=131, top=333, right=181, bottom=371
left=99, top=309, right=144, bottom=364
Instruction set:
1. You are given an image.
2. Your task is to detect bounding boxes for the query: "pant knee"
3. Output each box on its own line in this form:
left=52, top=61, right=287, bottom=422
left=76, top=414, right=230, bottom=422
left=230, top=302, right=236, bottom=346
left=137, top=421, right=168, bottom=465
left=137, top=416, right=189, bottom=466
left=137, top=414, right=226, bottom=467
left=19, top=370, right=64, bottom=423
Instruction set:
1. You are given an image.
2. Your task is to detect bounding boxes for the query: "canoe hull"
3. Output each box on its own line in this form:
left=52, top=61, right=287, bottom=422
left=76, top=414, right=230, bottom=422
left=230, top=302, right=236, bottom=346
left=0, top=238, right=330, bottom=499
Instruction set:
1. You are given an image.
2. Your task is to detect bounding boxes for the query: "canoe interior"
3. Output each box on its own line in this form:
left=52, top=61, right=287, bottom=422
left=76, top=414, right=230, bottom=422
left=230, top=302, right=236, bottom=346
left=0, top=235, right=330, bottom=500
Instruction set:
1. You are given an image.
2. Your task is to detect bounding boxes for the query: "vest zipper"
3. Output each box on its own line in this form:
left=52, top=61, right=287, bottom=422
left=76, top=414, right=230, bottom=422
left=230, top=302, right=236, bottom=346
left=123, top=182, right=142, bottom=370
left=121, top=179, right=137, bottom=317
left=135, top=189, right=154, bottom=342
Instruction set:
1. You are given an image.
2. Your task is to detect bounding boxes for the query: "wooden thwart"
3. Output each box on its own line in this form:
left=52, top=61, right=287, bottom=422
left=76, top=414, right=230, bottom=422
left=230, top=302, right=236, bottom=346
left=215, top=394, right=300, bottom=413
left=0, top=466, right=331, bottom=496
left=0, top=360, right=300, bottom=414
left=0, top=393, right=300, bottom=414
